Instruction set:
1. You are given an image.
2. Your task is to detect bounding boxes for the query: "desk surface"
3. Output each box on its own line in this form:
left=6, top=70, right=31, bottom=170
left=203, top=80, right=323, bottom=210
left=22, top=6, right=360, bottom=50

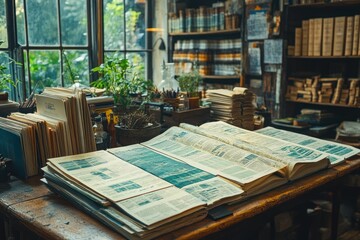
left=1, top=157, right=360, bottom=240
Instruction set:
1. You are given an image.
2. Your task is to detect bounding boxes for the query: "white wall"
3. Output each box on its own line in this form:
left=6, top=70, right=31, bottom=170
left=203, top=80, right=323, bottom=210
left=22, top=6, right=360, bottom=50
left=152, top=0, right=168, bottom=87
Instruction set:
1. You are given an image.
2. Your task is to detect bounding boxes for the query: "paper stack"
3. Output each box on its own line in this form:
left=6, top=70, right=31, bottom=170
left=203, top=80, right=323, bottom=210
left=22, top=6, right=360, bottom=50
left=206, top=87, right=256, bottom=130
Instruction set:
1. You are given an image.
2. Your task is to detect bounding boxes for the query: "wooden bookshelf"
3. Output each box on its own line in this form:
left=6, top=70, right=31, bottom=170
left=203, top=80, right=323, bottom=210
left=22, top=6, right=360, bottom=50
left=169, top=29, right=241, bottom=37
left=283, top=1, right=360, bottom=122
left=286, top=100, right=359, bottom=109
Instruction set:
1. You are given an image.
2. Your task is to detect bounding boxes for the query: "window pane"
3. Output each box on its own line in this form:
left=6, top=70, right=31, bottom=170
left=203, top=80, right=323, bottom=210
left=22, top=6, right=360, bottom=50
left=27, top=0, right=59, bottom=45
left=0, top=0, right=8, bottom=48
left=29, top=50, right=61, bottom=91
left=0, top=51, right=11, bottom=91
left=16, top=0, right=26, bottom=46
left=63, top=50, right=89, bottom=87
left=103, top=0, right=125, bottom=50
left=60, top=0, right=88, bottom=46
left=125, top=0, right=145, bottom=50
left=126, top=52, right=146, bottom=80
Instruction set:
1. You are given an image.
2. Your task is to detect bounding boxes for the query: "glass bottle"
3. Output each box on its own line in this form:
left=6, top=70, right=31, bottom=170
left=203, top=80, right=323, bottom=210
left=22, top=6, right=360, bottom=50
left=93, top=115, right=108, bottom=149
left=178, top=93, right=189, bottom=111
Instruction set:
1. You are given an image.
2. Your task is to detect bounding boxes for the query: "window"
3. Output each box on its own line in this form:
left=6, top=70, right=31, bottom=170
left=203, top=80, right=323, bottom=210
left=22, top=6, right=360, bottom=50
left=1, top=0, right=151, bottom=101
left=103, top=0, right=148, bottom=80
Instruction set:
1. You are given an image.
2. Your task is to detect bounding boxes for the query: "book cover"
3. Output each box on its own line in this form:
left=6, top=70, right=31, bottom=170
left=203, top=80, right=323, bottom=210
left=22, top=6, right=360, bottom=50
left=0, top=127, right=27, bottom=179
left=333, top=16, right=346, bottom=56
left=322, top=17, right=334, bottom=56
left=345, top=16, right=354, bottom=56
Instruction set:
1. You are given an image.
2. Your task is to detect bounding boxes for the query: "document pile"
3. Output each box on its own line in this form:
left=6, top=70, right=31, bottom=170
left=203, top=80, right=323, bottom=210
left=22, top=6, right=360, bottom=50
left=41, top=122, right=360, bottom=239
left=206, top=87, right=256, bottom=130
left=0, top=87, right=96, bottom=179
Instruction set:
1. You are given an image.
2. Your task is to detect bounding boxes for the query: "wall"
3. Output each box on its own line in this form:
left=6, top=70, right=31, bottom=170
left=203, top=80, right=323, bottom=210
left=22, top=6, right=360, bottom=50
left=152, top=0, right=168, bottom=87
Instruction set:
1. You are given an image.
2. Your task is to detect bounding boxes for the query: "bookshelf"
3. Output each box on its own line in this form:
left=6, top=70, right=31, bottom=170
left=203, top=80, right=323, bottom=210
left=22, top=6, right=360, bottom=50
left=167, top=0, right=244, bottom=90
left=283, top=1, right=360, bottom=121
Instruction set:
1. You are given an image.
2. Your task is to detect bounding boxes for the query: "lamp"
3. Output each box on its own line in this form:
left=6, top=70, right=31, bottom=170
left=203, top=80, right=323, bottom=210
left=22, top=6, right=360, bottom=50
left=153, top=37, right=166, bottom=51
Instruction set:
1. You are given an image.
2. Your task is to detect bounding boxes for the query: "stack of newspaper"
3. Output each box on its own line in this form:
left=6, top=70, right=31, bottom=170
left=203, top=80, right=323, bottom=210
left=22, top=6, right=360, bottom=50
left=0, top=87, right=96, bottom=179
left=206, top=87, right=256, bottom=130
left=41, top=122, right=360, bottom=239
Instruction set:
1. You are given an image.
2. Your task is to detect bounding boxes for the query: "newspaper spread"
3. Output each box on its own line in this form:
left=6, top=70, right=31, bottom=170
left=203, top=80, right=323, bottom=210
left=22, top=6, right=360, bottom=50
left=46, top=150, right=172, bottom=202
left=256, top=126, right=360, bottom=165
left=108, top=145, right=244, bottom=207
left=142, top=126, right=287, bottom=195
left=45, top=150, right=206, bottom=228
left=181, top=121, right=330, bottom=180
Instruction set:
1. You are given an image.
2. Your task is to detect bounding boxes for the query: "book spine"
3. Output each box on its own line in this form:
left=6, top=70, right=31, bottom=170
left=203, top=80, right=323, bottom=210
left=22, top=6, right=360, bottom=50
left=322, top=17, right=334, bottom=56
left=302, top=20, right=309, bottom=56
left=352, top=15, right=360, bottom=56
left=333, top=16, right=346, bottom=56
left=308, top=19, right=315, bottom=56
left=294, top=28, right=302, bottom=56
left=344, top=16, right=354, bottom=56
left=313, top=18, right=323, bottom=56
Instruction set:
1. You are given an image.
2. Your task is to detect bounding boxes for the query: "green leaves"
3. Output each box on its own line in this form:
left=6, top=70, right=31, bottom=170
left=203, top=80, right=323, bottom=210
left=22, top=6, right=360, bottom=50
left=91, top=55, right=153, bottom=110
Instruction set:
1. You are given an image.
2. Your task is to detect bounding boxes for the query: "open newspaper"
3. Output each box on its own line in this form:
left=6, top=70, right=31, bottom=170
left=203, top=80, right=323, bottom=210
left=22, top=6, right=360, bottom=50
left=107, top=144, right=244, bottom=208
left=43, top=148, right=243, bottom=239
left=256, top=126, right=360, bottom=165
left=141, top=126, right=287, bottom=197
left=180, top=121, right=331, bottom=181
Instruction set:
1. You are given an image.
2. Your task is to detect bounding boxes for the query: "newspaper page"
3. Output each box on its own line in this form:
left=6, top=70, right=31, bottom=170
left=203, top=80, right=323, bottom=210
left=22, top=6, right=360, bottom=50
left=142, top=127, right=286, bottom=191
left=256, top=126, right=360, bottom=165
left=115, top=186, right=206, bottom=227
left=108, top=145, right=244, bottom=207
left=46, top=150, right=172, bottom=203
left=182, top=122, right=330, bottom=180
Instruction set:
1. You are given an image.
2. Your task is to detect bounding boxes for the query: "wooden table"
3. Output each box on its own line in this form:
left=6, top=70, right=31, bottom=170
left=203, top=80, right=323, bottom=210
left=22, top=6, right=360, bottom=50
left=1, top=157, right=360, bottom=240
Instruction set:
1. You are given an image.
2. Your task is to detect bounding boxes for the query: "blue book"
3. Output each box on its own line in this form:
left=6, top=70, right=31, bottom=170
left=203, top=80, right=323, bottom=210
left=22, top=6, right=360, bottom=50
left=0, top=127, right=27, bottom=179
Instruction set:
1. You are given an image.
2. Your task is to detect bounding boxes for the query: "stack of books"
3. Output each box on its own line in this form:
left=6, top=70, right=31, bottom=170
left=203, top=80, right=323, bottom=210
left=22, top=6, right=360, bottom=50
left=206, top=87, right=256, bottom=130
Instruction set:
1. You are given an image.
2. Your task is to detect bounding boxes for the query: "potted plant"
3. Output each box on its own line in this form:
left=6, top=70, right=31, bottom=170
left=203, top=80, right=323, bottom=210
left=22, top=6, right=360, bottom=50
left=91, top=54, right=153, bottom=113
left=178, top=65, right=202, bottom=109
left=115, top=110, right=161, bottom=146
left=91, top=54, right=159, bottom=146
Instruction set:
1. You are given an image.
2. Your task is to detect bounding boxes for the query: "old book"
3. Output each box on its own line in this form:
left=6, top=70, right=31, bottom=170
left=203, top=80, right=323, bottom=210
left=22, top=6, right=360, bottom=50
left=182, top=121, right=331, bottom=181
left=302, top=20, right=309, bottom=56
left=332, top=78, right=344, bottom=104
left=308, top=18, right=315, bottom=56
left=313, top=18, right=323, bottom=56
left=353, top=15, right=360, bottom=56
left=322, top=17, right=334, bottom=56
left=256, top=126, right=360, bottom=166
left=333, top=16, right=346, bottom=56
left=345, top=16, right=354, bottom=56
left=294, top=28, right=302, bottom=56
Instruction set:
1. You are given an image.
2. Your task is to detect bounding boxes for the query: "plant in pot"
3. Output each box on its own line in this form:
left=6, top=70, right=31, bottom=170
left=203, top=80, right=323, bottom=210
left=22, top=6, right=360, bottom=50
left=178, top=65, right=202, bottom=109
left=91, top=54, right=159, bottom=146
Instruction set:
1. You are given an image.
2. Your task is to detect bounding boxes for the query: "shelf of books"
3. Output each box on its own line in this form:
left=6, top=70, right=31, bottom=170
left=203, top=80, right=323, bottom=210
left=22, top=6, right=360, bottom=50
left=169, top=29, right=241, bottom=37
left=168, top=0, right=243, bottom=89
left=284, top=1, right=360, bottom=121
left=287, top=0, right=360, bottom=8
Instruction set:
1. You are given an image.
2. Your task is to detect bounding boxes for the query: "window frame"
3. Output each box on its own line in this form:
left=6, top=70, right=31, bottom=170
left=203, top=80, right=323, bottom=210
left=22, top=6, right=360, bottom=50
left=2, top=0, right=153, bottom=101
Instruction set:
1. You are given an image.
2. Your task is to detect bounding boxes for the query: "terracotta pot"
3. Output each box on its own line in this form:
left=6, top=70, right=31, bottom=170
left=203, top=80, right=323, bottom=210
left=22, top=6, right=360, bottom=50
left=115, top=123, right=161, bottom=146
left=0, top=92, right=8, bottom=101
left=188, top=97, right=199, bottom=109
